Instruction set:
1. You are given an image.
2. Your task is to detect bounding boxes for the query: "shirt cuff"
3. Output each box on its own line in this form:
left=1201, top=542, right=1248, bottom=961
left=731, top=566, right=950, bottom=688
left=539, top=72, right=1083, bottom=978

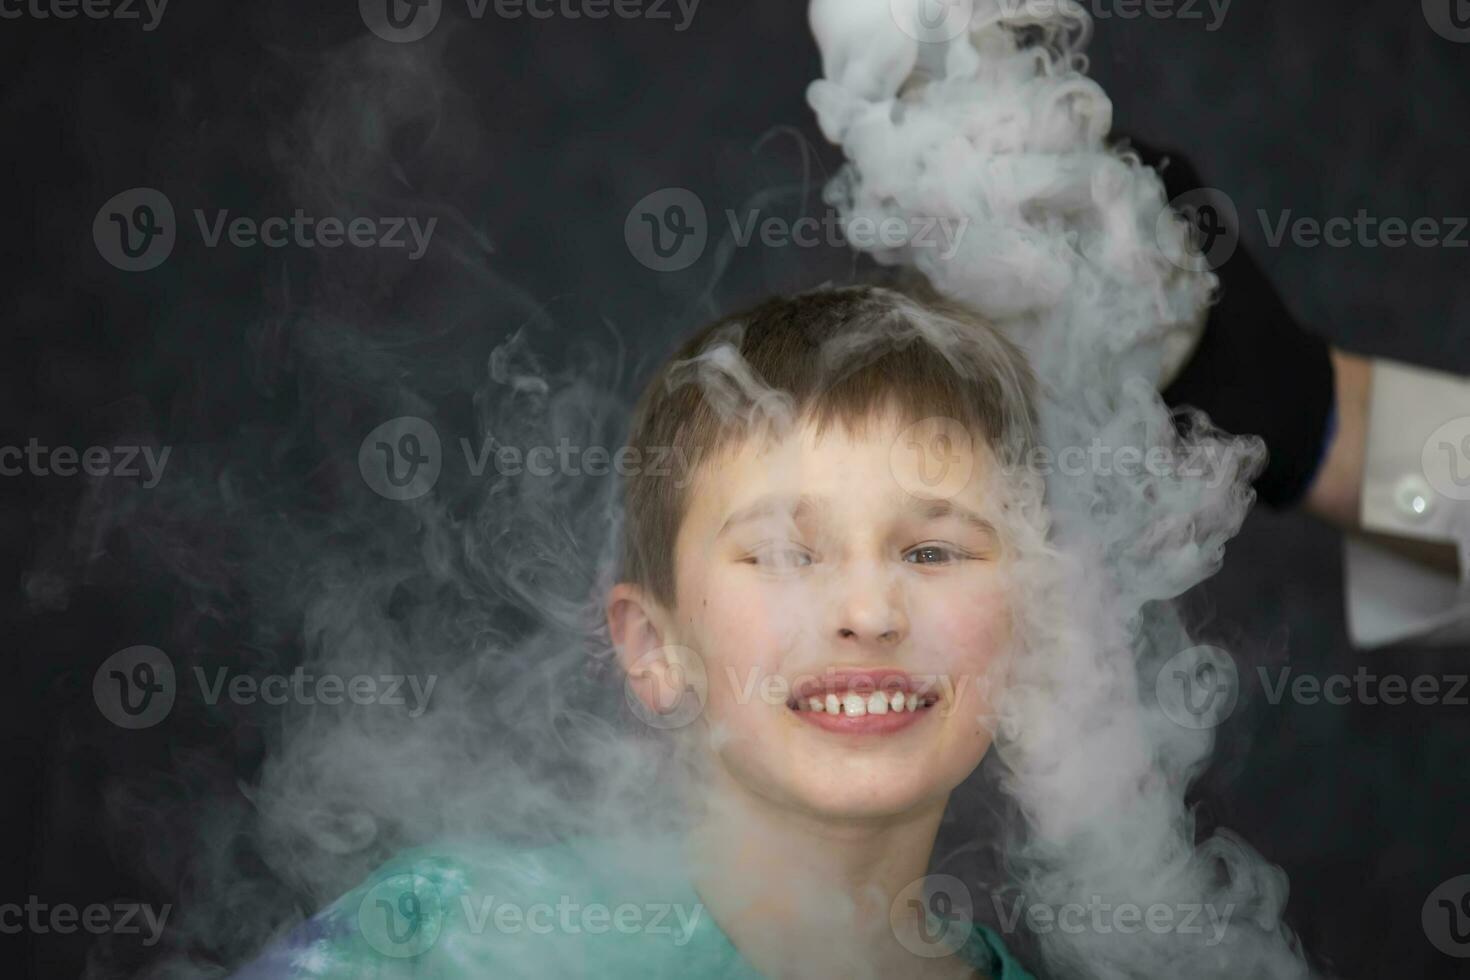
left=1346, top=358, right=1470, bottom=648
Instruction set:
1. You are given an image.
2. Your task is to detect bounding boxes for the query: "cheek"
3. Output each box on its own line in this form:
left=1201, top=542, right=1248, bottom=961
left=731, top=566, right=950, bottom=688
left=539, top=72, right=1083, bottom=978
left=914, top=579, right=1014, bottom=686
left=678, top=566, right=801, bottom=712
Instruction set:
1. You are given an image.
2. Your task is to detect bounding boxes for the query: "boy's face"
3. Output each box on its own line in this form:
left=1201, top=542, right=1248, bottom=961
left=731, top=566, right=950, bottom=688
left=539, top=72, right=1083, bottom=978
left=642, top=410, right=1016, bottom=822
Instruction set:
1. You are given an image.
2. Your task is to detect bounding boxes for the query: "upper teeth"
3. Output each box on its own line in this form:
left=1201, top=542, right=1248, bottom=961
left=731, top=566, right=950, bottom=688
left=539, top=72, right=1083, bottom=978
left=798, top=691, right=931, bottom=715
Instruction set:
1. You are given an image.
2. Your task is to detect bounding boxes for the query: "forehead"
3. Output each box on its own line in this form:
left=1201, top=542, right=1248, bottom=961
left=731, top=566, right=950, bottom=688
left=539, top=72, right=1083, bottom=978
left=678, top=410, right=999, bottom=537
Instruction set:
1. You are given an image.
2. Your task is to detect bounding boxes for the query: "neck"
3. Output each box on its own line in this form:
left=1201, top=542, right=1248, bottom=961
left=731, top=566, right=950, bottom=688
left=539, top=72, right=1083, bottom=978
left=684, top=767, right=974, bottom=979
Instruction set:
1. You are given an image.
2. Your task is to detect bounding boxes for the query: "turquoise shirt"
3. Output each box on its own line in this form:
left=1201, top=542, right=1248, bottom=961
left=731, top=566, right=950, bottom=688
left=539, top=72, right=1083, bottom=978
left=237, top=839, right=1036, bottom=979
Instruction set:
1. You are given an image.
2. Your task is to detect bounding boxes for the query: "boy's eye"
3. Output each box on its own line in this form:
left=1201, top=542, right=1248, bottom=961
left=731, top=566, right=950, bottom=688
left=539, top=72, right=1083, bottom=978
left=903, top=543, right=965, bottom=565
left=742, top=544, right=814, bottom=567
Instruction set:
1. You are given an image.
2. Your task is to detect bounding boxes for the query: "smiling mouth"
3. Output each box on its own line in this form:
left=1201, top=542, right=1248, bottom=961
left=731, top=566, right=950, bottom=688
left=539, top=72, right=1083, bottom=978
left=785, top=671, right=942, bottom=733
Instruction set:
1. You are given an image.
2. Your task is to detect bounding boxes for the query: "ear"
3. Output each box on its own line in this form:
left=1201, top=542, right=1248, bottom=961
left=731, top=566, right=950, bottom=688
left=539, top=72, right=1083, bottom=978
left=606, top=581, right=689, bottom=717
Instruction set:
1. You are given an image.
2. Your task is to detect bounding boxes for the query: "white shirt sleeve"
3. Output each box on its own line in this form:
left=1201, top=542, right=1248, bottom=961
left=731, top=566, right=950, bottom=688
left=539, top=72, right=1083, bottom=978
left=1345, top=358, right=1470, bottom=648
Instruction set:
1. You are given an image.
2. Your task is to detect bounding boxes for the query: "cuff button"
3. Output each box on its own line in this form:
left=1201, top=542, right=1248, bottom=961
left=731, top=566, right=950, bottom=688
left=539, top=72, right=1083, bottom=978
left=1395, top=474, right=1435, bottom=521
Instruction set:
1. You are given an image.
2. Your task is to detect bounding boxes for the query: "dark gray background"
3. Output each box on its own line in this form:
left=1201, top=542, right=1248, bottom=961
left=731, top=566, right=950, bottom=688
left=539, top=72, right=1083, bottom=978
left=3, top=1, right=1468, bottom=977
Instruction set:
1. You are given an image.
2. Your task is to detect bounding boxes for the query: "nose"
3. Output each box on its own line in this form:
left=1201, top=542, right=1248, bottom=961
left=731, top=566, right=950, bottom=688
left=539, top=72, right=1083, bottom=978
left=833, top=562, right=907, bottom=648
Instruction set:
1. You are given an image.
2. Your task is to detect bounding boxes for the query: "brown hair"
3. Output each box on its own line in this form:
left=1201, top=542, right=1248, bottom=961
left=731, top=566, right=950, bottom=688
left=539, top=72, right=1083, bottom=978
left=619, top=283, right=1038, bottom=609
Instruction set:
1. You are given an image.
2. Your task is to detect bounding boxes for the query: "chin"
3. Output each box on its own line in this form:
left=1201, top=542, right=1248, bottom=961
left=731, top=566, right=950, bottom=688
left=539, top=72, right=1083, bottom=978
left=799, top=795, right=929, bottom=822
left=779, top=771, right=956, bottom=822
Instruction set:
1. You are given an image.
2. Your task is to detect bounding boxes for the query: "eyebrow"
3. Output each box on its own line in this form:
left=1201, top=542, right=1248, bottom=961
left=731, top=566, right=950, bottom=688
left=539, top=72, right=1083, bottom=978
left=908, top=497, right=997, bottom=537
left=715, top=494, right=817, bottom=539
left=713, top=493, right=995, bottom=538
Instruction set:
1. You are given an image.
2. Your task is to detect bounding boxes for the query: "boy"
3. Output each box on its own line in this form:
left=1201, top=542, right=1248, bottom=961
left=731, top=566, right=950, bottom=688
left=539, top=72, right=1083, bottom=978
left=237, top=284, right=1042, bottom=979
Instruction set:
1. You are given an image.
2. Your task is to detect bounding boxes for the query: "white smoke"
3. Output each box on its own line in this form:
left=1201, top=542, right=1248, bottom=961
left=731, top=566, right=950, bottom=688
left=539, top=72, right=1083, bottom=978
left=808, top=1, right=1313, bottom=977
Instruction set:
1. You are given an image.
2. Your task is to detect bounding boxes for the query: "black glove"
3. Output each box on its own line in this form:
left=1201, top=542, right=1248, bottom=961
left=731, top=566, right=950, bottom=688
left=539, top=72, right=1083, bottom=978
left=1122, top=135, right=1336, bottom=509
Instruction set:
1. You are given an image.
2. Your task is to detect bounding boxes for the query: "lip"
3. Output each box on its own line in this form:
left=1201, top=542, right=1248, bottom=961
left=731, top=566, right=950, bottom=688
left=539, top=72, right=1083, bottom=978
left=792, top=703, right=933, bottom=735
left=786, top=669, right=943, bottom=736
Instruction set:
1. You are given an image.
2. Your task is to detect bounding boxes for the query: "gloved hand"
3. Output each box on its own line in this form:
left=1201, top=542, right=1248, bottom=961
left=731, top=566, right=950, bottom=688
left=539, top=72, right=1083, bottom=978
left=1123, top=134, right=1337, bottom=509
